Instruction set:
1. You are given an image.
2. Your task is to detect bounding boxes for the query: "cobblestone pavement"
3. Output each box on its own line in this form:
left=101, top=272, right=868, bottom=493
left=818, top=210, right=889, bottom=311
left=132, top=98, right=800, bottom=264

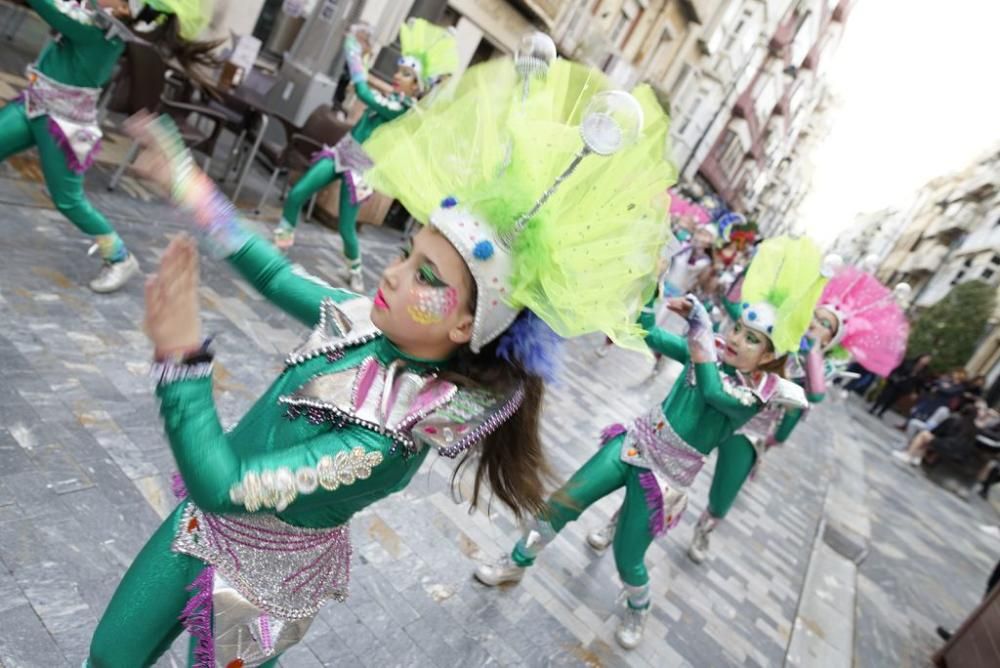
left=1, top=18, right=998, bottom=668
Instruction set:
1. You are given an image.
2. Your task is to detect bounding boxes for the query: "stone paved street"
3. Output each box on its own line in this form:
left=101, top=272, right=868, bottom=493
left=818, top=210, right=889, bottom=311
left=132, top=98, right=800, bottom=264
left=1, top=17, right=999, bottom=668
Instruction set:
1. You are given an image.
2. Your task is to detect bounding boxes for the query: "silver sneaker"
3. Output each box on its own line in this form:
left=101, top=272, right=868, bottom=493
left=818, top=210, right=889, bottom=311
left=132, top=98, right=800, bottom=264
left=688, top=523, right=711, bottom=564
left=595, top=343, right=610, bottom=358
left=586, top=521, right=616, bottom=553
left=615, top=603, right=649, bottom=650
left=348, top=266, right=365, bottom=293
left=687, top=512, right=716, bottom=564
left=273, top=226, right=295, bottom=251
left=89, top=254, right=139, bottom=293
left=474, top=555, right=525, bottom=587
left=652, top=355, right=667, bottom=375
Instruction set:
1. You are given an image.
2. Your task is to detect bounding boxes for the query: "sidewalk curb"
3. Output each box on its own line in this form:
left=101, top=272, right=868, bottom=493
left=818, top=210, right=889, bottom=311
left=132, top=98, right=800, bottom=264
left=784, top=425, right=870, bottom=667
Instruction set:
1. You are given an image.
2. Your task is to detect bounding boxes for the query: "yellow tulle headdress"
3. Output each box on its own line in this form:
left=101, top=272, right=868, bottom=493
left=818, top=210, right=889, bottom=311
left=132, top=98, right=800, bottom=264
left=739, top=236, right=840, bottom=354
left=129, top=0, right=212, bottom=40
left=365, top=57, right=677, bottom=354
left=398, top=18, right=459, bottom=91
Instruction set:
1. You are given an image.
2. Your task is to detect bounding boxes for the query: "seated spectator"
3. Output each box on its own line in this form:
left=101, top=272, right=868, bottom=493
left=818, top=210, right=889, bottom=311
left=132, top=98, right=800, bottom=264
left=892, top=402, right=980, bottom=466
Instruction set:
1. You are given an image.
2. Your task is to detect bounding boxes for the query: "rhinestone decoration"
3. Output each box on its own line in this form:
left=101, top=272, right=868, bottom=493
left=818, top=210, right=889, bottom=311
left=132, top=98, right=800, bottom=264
left=173, top=503, right=352, bottom=620
left=229, top=448, right=384, bottom=512
left=623, top=409, right=706, bottom=489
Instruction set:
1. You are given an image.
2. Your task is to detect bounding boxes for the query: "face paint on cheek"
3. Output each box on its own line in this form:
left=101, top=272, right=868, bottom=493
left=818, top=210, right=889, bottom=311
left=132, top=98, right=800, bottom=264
left=406, top=286, right=458, bottom=325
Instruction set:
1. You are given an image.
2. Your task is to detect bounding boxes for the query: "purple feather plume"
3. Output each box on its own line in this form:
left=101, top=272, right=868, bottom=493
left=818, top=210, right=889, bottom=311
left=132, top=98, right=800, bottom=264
left=171, top=472, right=188, bottom=500
left=180, top=566, right=215, bottom=668
left=637, top=471, right=666, bottom=538
left=600, top=423, right=627, bottom=445
left=496, top=311, right=564, bottom=383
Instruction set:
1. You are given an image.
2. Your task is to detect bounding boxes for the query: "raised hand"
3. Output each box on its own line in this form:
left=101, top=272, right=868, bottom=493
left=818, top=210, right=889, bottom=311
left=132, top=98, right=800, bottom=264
left=144, top=235, right=203, bottom=359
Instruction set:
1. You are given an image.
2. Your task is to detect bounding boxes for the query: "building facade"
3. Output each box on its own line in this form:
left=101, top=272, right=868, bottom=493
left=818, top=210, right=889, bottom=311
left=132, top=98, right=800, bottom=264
left=695, top=0, right=850, bottom=230
left=840, top=146, right=1000, bottom=393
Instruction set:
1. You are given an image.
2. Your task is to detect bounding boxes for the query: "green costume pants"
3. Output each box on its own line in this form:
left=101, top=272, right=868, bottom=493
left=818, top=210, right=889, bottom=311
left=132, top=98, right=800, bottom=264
left=706, top=434, right=757, bottom=518
left=282, top=158, right=360, bottom=263
left=511, top=437, right=655, bottom=587
left=87, top=505, right=280, bottom=667
left=0, top=101, right=125, bottom=259
left=707, top=406, right=803, bottom=519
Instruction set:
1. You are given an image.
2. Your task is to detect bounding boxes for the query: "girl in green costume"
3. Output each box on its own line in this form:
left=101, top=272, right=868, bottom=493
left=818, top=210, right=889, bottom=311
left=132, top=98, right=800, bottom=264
left=476, top=237, right=822, bottom=650
left=3, top=0, right=213, bottom=292
left=87, top=55, right=674, bottom=667
left=688, top=258, right=910, bottom=564
left=274, top=18, right=458, bottom=294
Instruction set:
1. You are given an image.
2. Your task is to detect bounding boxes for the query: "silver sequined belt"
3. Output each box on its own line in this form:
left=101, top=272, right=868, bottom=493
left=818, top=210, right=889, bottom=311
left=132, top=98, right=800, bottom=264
left=620, top=409, right=705, bottom=488
left=172, top=503, right=351, bottom=620
left=23, top=66, right=100, bottom=124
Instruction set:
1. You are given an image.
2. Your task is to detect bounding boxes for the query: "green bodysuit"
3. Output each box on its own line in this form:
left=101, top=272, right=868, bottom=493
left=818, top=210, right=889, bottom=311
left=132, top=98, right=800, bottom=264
left=280, top=81, right=412, bottom=264
left=88, top=233, right=516, bottom=666
left=509, top=320, right=769, bottom=608
left=2, top=0, right=129, bottom=262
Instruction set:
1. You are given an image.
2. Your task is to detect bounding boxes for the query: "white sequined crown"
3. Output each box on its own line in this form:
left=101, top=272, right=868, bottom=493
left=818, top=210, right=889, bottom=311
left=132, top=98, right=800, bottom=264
left=430, top=199, right=518, bottom=353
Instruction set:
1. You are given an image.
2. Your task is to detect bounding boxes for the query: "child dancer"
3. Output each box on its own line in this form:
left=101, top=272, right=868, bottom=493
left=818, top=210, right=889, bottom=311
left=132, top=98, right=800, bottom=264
left=476, top=236, right=821, bottom=649
left=273, top=18, right=458, bottom=293
left=2, top=0, right=214, bottom=291
left=689, top=261, right=909, bottom=562
left=87, top=55, right=675, bottom=666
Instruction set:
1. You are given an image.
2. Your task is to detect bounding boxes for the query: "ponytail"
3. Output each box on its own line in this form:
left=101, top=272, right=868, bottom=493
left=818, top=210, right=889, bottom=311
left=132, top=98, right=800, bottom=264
left=442, top=339, right=553, bottom=521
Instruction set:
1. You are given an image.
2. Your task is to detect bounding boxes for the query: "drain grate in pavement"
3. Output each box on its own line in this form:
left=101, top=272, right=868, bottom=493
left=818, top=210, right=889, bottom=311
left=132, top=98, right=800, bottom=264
left=823, top=521, right=869, bottom=565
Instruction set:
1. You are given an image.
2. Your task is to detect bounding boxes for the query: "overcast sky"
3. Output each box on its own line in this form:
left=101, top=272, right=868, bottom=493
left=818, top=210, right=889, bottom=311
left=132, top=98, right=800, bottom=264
left=796, top=0, right=1000, bottom=246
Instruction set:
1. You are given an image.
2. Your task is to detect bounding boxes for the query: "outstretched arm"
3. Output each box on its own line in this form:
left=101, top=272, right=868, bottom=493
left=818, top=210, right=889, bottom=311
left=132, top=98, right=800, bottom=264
left=27, top=0, right=104, bottom=43
left=638, top=296, right=690, bottom=362
left=144, top=237, right=399, bottom=515
left=802, top=346, right=827, bottom=403
left=353, top=80, right=411, bottom=121
left=157, top=375, right=403, bottom=514
left=127, top=113, right=357, bottom=328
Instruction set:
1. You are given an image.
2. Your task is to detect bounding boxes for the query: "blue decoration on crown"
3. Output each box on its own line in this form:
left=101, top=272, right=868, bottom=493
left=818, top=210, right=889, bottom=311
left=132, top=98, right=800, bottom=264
left=441, top=195, right=458, bottom=208
left=473, top=240, right=494, bottom=260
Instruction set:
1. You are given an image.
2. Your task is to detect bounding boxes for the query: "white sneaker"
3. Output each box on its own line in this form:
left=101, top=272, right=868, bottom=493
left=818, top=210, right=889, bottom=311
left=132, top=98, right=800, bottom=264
left=89, top=254, right=139, bottom=293
left=615, top=603, right=649, bottom=650
left=891, top=450, right=918, bottom=466
left=273, top=225, right=295, bottom=251
left=586, top=522, right=616, bottom=553
left=688, top=525, right=711, bottom=564
left=978, top=524, right=1000, bottom=539
left=474, top=555, right=525, bottom=587
left=595, top=344, right=610, bottom=358
left=348, top=266, right=364, bottom=293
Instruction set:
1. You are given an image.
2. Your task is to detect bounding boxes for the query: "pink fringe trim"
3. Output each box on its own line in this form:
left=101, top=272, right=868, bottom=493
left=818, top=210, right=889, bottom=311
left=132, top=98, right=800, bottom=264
left=600, top=423, right=627, bottom=445
left=47, top=117, right=100, bottom=174
left=180, top=566, right=215, bottom=668
left=637, top=471, right=666, bottom=538
left=171, top=472, right=188, bottom=500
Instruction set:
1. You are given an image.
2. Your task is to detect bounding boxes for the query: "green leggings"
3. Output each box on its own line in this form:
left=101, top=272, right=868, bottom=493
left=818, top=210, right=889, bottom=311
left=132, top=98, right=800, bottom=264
left=0, top=101, right=123, bottom=250
left=706, top=434, right=757, bottom=518
left=282, top=158, right=360, bottom=262
left=512, top=437, right=655, bottom=587
left=88, top=505, right=280, bottom=667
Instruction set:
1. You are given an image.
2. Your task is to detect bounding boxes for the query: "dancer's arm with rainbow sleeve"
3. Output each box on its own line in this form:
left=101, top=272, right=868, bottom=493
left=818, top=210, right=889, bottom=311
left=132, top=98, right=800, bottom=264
left=142, top=116, right=357, bottom=327
left=27, top=0, right=104, bottom=42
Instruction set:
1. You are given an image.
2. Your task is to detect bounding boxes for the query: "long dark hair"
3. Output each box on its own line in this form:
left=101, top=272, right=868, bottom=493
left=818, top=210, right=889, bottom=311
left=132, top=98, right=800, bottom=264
left=131, top=11, right=222, bottom=89
left=442, top=339, right=553, bottom=521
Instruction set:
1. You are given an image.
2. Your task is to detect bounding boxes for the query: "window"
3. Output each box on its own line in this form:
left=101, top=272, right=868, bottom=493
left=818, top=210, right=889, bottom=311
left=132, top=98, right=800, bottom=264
left=964, top=258, right=974, bottom=267
left=752, top=75, right=780, bottom=126
left=984, top=268, right=996, bottom=280
left=991, top=254, right=1000, bottom=265
left=718, top=131, right=745, bottom=178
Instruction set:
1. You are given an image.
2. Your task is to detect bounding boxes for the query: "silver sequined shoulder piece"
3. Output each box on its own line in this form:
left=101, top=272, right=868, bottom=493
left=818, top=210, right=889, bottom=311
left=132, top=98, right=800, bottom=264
left=411, top=384, right=525, bottom=459
left=286, top=297, right=380, bottom=366
left=769, top=376, right=809, bottom=410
